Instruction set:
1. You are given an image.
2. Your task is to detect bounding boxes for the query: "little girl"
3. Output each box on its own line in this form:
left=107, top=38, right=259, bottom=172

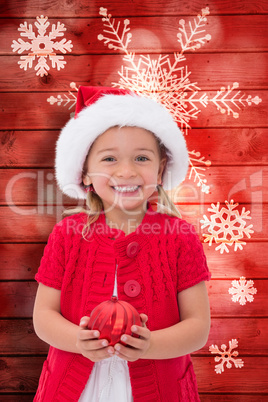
left=33, top=86, right=211, bottom=401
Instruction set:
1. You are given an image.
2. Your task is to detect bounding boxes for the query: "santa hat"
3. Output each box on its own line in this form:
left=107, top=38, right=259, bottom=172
left=55, top=86, right=188, bottom=199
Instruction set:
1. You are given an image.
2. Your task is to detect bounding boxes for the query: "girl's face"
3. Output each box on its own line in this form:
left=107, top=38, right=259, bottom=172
left=83, top=126, right=166, bottom=216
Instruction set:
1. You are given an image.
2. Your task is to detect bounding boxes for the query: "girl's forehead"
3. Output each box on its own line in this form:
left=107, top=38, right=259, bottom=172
left=92, top=126, right=159, bottom=149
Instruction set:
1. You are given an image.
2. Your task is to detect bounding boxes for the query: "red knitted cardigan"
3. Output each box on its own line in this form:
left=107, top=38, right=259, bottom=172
left=34, top=204, right=211, bottom=401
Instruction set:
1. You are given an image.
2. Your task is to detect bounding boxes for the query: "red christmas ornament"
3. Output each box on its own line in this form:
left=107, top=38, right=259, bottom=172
left=88, top=296, right=142, bottom=346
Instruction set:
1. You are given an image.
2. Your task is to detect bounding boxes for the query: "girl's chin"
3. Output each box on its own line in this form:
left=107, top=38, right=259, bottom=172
left=111, top=197, right=146, bottom=212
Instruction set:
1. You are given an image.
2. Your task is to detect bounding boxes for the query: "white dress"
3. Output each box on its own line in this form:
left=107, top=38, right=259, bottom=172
left=79, top=355, right=133, bottom=402
left=79, top=270, right=134, bottom=402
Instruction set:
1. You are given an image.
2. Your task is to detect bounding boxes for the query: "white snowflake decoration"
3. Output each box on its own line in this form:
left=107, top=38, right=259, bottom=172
left=98, top=7, right=211, bottom=133
left=97, top=7, right=261, bottom=193
left=209, top=339, right=244, bottom=374
left=47, top=82, right=78, bottom=117
left=228, top=276, right=257, bottom=305
left=200, top=200, right=254, bottom=253
left=98, top=7, right=261, bottom=133
left=11, top=15, right=73, bottom=77
left=188, top=150, right=211, bottom=194
left=211, top=82, right=261, bottom=118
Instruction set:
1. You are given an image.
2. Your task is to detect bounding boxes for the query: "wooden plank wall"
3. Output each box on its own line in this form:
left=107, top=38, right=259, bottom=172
left=0, top=0, right=267, bottom=400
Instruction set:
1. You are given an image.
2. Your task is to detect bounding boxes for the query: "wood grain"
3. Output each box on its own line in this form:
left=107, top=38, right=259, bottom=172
left=0, top=281, right=38, bottom=317
left=0, top=208, right=60, bottom=242
left=0, top=243, right=46, bottom=280
left=0, top=53, right=267, bottom=92
left=199, top=318, right=268, bottom=356
left=1, top=0, right=268, bottom=17
left=193, top=356, right=268, bottom=394
left=0, top=396, right=35, bottom=401
left=0, top=319, right=49, bottom=355
left=0, top=356, right=43, bottom=393
left=200, top=396, right=268, bottom=402
left=188, top=128, right=268, bottom=166
left=207, top=280, right=267, bottom=318
left=204, top=242, right=268, bottom=279
left=0, top=130, right=58, bottom=168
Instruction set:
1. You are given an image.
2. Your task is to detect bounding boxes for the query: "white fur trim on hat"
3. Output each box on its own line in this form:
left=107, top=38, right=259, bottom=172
left=55, top=93, right=188, bottom=199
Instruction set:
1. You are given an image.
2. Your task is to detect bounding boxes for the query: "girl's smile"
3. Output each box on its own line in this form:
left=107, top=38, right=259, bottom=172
left=112, top=185, right=140, bottom=194
left=83, top=126, right=166, bottom=224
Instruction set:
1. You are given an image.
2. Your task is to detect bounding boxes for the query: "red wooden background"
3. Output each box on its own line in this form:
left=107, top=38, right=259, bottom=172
left=0, top=0, right=267, bottom=400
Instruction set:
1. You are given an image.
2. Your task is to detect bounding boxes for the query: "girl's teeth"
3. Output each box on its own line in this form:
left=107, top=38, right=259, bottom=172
left=113, top=186, right=139, bottom=193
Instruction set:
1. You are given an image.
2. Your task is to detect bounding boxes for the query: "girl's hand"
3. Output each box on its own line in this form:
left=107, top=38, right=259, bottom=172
left=76, top=316, right=115, bottom=362
left=113, top=314, right=151, bottom=362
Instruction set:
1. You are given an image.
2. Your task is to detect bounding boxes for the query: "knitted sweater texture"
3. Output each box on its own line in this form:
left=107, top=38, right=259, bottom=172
left=34, top=204, right=211, bottom=401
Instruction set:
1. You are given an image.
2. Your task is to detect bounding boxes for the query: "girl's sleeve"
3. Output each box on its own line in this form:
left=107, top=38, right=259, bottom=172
left=176, top=221, right=211, bottom=293
left=35, top=223, right=65, bottom=290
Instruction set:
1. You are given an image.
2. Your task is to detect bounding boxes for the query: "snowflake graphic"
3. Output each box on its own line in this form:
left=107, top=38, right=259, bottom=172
left=11, top=15, right=73, bottom=77
left=188, top=150, right=211, bottom=194
left=98, top=6, right=212, bottom=133
left=96, top=7, right=261, bottom=193
left=210, top=82, right=261, bottom=119
left=200, top=200, right=254, bottom=253
left=47, top=82, right=78, bottom=117
left=209, top=339, right=244, bottom=374
left=228, top=276, right=257, bottom=305
left=98, top=7, right=261, bottom=131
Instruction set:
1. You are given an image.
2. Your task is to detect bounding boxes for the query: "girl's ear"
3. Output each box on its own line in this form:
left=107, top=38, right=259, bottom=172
left=157, top=158, right=167, bottom=185
left=82, top=172, right=92, bottom=186
left=82, top=153, right=91, bottom=186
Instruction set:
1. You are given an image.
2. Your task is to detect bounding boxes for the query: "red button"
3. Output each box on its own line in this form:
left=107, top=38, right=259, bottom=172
left=124, top=280, right=141, bottom=297
left=126, top=241, right=139, bottom=258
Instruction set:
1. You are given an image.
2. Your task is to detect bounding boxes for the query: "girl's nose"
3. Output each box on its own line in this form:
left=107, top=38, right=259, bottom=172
left=115, top=161, right=137, bottom=178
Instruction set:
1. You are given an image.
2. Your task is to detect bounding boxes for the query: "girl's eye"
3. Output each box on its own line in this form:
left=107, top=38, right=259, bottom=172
left=102, top=157, right=115, bottom=162
left=136, top=156, right=149, bottom=162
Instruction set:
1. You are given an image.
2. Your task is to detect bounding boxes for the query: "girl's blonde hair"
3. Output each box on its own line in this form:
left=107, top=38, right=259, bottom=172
left=63, top=131, right=181, bottom=238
